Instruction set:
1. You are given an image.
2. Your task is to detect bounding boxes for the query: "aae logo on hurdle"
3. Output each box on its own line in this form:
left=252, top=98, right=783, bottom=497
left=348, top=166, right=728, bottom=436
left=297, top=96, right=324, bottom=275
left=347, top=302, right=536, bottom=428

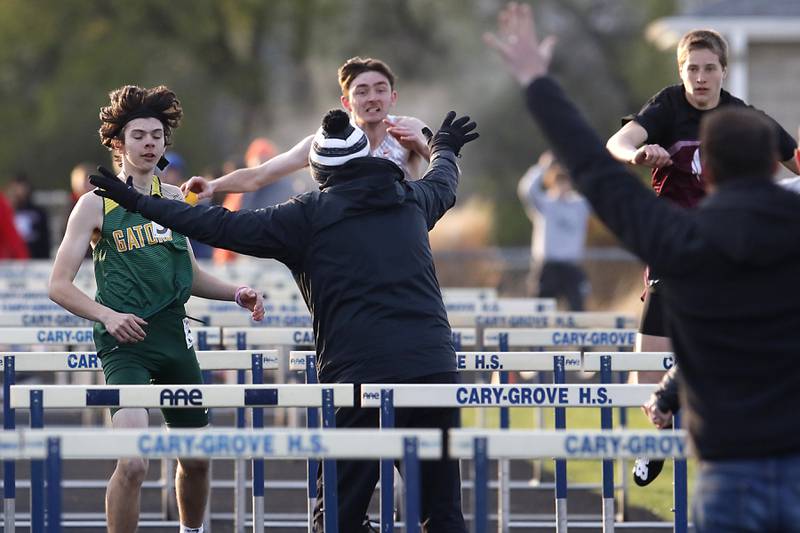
left=159, top=388, right=203, bottom=406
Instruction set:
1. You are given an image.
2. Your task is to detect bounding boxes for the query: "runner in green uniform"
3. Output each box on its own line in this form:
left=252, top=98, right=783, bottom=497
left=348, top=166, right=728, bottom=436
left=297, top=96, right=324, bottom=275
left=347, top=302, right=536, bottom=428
left=49, top=85, right=265, bottom=533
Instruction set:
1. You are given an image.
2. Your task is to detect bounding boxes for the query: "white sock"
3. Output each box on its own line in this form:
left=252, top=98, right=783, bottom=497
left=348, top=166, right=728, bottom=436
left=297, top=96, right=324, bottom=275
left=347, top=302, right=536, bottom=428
left=179, top=525, right=203, bottom=533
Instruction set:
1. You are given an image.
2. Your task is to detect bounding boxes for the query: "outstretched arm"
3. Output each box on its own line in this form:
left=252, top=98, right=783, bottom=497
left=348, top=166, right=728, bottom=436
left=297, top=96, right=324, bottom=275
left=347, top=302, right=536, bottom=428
left=182, top=135, right=314, bottom=199
left=485, top=2, right=701, bottom=274
left=90, top=167, right=308, bottom=270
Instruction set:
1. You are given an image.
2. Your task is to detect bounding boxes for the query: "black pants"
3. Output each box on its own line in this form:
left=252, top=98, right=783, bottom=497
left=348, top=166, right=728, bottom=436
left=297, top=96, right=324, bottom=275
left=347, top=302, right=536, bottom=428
left=533, top=260, right=589, bottom=311
left=312, top=372, right=466, bottom=533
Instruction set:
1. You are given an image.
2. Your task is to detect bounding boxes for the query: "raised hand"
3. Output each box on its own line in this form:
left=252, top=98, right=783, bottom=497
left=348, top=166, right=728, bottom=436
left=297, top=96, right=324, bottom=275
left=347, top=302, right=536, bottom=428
left=428, top=111, right=479, bottom=157
left=484, top=2, right=556, bottom=86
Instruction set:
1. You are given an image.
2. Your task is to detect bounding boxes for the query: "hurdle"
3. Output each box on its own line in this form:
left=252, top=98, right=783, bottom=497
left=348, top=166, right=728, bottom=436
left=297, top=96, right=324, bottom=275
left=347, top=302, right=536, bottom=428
left=227, top=327, right=472, bottom=533
left=448, top=311, right=636, bottom=329
left=8, top=383, right=353, bottom=533
left=583, top=352, right=685, bottom=531
left=0, top=326, right=224, bottom=527
left=1, top=427, right=441, bottom=533
left=361, top=383, right=657, bottom=533
left=0, top=348, right=278, bottom=530
left=448, top=429, right=689, bottom=533
left=482, top=328, right=637, bottom=532
left=290, top=349, right=584, bottom=531
left=443, top=297, right=557, bottom=316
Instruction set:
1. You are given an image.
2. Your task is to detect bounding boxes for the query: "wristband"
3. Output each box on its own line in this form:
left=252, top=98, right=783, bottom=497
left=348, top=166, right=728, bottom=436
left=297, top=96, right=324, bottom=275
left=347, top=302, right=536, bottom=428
left=795, top=148, right=800, bottom=172
left=234, top=286, right=249, bottom=308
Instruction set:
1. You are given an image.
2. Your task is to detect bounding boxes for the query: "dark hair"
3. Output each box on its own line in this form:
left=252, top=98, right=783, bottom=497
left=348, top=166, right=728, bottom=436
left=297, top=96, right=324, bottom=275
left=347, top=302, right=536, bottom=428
left=98, top=85, right=182, bottom=159
left=700, top=107, right=777, bottom=183
left=338, top=57, right=396, bottom=94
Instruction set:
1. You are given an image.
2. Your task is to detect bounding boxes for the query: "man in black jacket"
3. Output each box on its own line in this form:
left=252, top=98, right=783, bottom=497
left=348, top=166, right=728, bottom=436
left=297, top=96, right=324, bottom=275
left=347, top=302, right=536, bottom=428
left=90, top=109, right=476, bottom=533
left=486, top=3, right=800, bottom=532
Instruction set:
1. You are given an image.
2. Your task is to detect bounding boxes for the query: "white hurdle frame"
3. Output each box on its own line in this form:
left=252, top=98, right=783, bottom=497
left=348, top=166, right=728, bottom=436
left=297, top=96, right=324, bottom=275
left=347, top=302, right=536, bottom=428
left=482, top=328, right=637, bottom=533
left=0, top=338, right=270, bottom=531
left=449, top=429, right=689, bottom=533
left=8, top=384, right=353, bottom=533
left=362, top=382, right=660, bottom=533
left=2, top=427, right=441, bottom=533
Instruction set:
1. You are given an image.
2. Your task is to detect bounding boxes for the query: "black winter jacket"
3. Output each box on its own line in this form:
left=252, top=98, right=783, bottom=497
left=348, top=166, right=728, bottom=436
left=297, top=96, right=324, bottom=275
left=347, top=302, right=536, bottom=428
left=526, top=76, right=800, bottom=460
left=135, top=154, right=460, bottom=384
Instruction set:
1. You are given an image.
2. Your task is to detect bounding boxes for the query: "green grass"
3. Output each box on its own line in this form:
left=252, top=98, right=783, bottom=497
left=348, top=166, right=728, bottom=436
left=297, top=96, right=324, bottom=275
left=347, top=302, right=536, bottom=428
left=461, top=406, right=695, bottom=521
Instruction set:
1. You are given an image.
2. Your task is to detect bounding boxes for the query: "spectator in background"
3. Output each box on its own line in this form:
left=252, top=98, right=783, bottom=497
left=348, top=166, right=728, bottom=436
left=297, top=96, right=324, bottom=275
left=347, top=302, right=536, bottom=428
left=70, top=162, right=95, bottom=205
left=159, top=151, right=185, bottom=186
left=213, top=137, right=296, bottom=263
left=70, top=163, right=97, bottom=258
left=159, top=152, right=213, bottom=260
left=517, top=150, right=591, bottom=310
left=240, top=137, right=301, bottom=210
left=7, top=173, right=51, bottom=259
left=0, top=189, right=29, bottom=259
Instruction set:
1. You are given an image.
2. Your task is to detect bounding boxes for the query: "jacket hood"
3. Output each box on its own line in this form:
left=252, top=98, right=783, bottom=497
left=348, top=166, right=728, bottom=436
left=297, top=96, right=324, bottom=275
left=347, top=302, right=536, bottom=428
left=312, top=156, right=408, bottom=231
left=696, top=178, right=800, bottom=266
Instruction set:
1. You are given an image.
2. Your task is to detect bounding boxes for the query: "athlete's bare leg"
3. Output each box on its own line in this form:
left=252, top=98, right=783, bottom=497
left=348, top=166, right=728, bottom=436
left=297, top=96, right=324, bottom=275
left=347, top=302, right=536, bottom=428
left=106, top=408, right=150, bottom=533
left=176, top=456, right=210, bottom=527
left=630, top=333, right=673, bottom=384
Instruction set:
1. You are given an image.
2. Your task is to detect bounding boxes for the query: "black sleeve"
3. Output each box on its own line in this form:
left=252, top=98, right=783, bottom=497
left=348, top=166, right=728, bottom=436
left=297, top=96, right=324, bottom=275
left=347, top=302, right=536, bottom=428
left=631, top=88, right=672, bottom=145
left=136, top=195, right=309, bottom=271
left=407, top=150, right=460, bottom=230
left=524, top=77, right=707, bottom=276
left=653, top=365, right=680, bottom=413
left=774, top=121, right=798, bottom=163
left=737, top=97, right=798, bottom=162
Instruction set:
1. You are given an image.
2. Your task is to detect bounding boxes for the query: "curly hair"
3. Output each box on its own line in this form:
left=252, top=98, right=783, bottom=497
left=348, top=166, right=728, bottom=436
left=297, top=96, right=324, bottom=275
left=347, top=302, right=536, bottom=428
left=98, top=85, right=182, bottom=154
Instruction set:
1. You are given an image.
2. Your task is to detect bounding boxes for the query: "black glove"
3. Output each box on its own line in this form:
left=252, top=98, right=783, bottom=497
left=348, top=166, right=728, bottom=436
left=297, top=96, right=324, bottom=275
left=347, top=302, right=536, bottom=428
left=426, top=111, right=479, bottom=157
left=89, top=166, right=144, bottom=212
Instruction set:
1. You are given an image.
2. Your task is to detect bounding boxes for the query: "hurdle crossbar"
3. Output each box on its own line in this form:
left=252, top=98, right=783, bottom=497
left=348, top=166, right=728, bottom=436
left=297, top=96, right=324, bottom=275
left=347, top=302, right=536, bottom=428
left=2, top=428, right=441, bottom=460
left=0, top=350, right=279, bottom=372
left=0, top=326, right=221, bottom=346
left=583, top=352, right=674, bottom=371
left=484, top=328, right=637, bottom=348
left=10, top=384, right=354, bottom=409
left=448, top=429, right=688, bottom=460
left=360, top=384, right=656, bottom=408
left=288, top=351, right=582, bottom=372
left=223, top=327, right=477, bottom=348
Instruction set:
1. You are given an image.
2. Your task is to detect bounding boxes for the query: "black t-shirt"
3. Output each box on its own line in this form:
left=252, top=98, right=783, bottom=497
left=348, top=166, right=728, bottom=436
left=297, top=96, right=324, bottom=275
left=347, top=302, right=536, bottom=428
left=630, top=84, right=797, bottom=208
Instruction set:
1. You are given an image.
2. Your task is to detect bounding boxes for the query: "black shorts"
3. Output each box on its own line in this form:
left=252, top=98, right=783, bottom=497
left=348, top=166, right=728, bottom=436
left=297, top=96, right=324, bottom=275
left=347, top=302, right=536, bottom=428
left=639, top=285, right=667, bottom=337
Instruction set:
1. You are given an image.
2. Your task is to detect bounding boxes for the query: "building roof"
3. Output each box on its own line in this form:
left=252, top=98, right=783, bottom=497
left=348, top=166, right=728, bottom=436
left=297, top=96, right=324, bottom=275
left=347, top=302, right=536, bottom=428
left=686, top=0, right=800, bottom=17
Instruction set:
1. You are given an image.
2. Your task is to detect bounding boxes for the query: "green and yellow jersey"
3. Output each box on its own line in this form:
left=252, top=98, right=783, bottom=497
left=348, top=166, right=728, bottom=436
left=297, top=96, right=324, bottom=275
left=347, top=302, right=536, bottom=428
left=93, top=176, right=193, bottom=320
